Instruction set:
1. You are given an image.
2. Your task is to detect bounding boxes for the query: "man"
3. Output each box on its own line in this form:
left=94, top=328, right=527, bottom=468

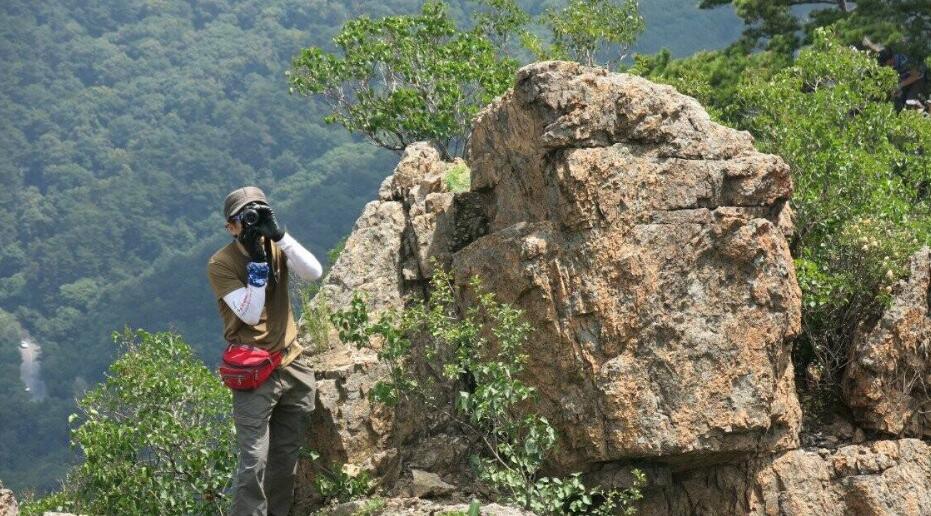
left=207, top=186, right=323, bottom=516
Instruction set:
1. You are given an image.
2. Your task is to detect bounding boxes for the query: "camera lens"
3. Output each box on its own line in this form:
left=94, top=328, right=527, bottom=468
left=241, top=208, right=259, bottom=226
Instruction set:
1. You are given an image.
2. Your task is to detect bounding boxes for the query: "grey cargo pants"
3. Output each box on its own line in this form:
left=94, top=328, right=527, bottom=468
left=230, top=356, right=316, bottom=516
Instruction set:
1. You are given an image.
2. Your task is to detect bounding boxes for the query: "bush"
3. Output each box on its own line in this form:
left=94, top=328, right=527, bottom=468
left=22, top=330, right=236, bottom=515
left=736, top=30, right=931, bottom=395
left=298, top=447, right=375, bottom=506
left=330, top=268, right=644, bottom=515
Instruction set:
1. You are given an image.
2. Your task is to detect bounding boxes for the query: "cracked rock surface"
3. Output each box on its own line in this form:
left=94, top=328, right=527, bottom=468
left=637, top=439, right=931, bottom=515
left=455, top=61, right=802, bottom=469
left=293, top=62, right=931, bottom=514
left=843, top=247, right=931, bottom=438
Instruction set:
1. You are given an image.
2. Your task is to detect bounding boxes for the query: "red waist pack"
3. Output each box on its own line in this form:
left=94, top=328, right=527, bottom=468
left=219, top=344, right=282, bottom=390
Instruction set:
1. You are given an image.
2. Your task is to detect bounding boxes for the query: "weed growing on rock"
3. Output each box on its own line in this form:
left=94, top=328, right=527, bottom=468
left=300, top=448, right=375, bottom=506
left=444, top=163, right=471, bottom=193
left=331, top=268, right=644, bottom=515
left=300, top=288, right=334, bottom=355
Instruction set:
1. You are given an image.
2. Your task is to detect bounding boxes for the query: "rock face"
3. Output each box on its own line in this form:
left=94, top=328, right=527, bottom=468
left=0, top=480, right=17, bottom=516
left=637, top=439, right=931, bottom=515
left=843, top=247, right=931, bottom=438
left=295, top=143, right=480, bottom=510
left=297, top=62, right=931, bottom=515
left=455, top=61, right=801, bottom=469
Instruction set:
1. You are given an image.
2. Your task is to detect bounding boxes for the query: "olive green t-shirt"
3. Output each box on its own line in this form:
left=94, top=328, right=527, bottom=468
left=207, top=240, right=299, bottom=360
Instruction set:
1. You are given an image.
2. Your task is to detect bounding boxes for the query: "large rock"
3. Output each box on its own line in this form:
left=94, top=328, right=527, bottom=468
left=298, top=62, right=804, bottom=503
left=296, top=143, right=480, bottom=510
left=636, top=438, right=931, bottom=515
left=454, top=61, right=801, bottom=469
left=843, top=247, right=931, bottom=438
left=0, top=480, right=17, bottom=516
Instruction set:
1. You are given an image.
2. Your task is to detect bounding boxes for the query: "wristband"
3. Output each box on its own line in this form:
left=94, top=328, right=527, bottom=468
left=247, top=262, right=269, bottom=287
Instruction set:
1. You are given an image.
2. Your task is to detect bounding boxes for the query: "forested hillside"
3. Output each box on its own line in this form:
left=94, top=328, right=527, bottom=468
left=0, top=0, right=742, bottom=494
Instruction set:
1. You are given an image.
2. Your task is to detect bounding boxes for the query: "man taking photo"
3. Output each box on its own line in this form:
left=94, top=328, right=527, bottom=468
left=207, top=186, right=323, bottom=516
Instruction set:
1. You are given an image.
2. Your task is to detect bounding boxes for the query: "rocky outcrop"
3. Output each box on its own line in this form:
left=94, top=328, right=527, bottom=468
left=454, top=61, right=801, bottom=469
left=0, top=481, right=17, bottom=516
left=843, top=247, right=931, bottom=438
left=297, top=62, right=931, bottom=514
left=636, top=439, right=931, bottom=515
left=296, top=144, right=481, bottom=509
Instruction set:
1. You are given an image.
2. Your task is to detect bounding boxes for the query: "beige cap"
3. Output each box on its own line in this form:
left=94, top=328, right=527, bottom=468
left=223, top=186, right=268, bottom=219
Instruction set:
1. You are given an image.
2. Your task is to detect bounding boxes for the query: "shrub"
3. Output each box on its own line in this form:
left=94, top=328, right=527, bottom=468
left=290, top=1, right=516, bottom=158
left=736, top=29, right=931, bottom=396
left=22, top=330, right=236, bottom=515
left=300, top=448, right=375, bottom=506
left=330, top=268, right=644, bottom=515
left=300, top=289, right=334, bottom=355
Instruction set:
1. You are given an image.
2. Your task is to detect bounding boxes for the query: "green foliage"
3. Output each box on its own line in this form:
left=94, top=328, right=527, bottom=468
left=701, top=0, right=930, bottom=58
left=316, top=469, right=375, bottom=506
left=0, top=308, right=22, bottom=347
left=301, top=448, right=376, bottom=505
left=25, top=330, right=236, bottom=515
left=328, top=237, right=349, bottom=266
left=473, top=0, right=532, bottom=56
left=540, top=0, right=645, bottom=67
left=353, top=497, right=388, bottom=516
left=20, top=489, right=80, bottom=516
left=630, top=46, right=791, bottom=123
left=439, top=500, right=482, bottom=516
left=330, top=268, right=644, bottom=515
left=290, top=1, right=517, bottom=158
left=300, top=289, right=334, bottom=355
left=736, top=29, right=931, bottom=388
left=444, top=162, right=472, bottom=193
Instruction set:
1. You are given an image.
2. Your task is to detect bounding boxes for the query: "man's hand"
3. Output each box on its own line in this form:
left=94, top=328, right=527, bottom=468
left=255, top=205, right=285, bottom=242
left=238, top=226, right=267, bottom=263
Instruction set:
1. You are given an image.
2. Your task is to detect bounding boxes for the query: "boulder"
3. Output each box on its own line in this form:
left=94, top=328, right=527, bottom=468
left=296, top=143, right=480, bottom=510
left=409, top=469, right=456, bottom=498
left=455, top=61, right=801, bottom=469
left=296, top=62, right=853, bottom=510
left=0, top=480, right=17, bottom=516
left=843, top=247, right=931, bottom=437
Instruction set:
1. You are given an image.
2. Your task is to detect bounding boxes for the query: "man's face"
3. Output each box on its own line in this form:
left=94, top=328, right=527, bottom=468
left=225, top=218, right=243, bottom=237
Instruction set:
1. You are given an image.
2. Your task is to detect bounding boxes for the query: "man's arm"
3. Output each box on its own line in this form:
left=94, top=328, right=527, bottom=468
left=208, top=229, right=271, bottom=327
left=276, top=233, right=323, bottom=281
left=900, top=69, right=924, bottom=88
left=252, top=204, right=323, bottom=281
left=222, top=262, right=269, bottom=325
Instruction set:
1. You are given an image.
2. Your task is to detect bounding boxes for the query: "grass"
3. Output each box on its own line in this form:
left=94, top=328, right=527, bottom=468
left=444, top=162, right=471, bottom=193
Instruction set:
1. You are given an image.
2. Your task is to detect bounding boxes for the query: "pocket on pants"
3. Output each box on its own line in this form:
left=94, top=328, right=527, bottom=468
left=233, top=383, right=276, bottom=427
left=281, top=360, right=316, bottom=413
